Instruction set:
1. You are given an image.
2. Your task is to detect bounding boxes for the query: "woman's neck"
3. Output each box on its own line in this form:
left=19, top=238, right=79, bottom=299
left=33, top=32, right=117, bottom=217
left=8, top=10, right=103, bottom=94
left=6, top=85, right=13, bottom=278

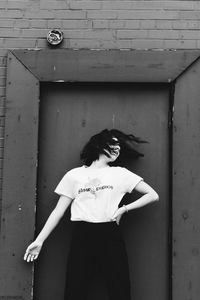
left=89, top=156, right=109, bottom=169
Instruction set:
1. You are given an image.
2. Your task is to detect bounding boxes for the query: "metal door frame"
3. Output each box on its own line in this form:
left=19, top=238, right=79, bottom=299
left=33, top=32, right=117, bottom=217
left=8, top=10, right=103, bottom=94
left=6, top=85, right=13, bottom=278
left=1, top=49, right=200, bottom=300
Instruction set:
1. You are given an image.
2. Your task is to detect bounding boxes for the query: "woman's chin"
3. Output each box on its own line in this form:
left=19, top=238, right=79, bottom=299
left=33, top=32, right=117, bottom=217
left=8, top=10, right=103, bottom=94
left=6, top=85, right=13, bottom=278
left=107, top=156, right=118, bottom=162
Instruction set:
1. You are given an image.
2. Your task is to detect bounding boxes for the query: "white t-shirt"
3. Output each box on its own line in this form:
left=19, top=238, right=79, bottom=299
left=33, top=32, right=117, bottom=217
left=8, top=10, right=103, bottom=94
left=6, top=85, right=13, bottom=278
left=54, top=166, right=143, bottom=223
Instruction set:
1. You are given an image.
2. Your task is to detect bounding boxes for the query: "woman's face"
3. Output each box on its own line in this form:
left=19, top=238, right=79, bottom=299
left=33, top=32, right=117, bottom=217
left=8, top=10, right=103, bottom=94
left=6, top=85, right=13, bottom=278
left=103, top=137, right=121, bottom=162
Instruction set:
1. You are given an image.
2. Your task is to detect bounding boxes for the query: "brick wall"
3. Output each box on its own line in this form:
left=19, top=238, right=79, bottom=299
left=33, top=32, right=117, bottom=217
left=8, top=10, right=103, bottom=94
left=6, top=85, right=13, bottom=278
left=0, top=0, right=200, bottom=197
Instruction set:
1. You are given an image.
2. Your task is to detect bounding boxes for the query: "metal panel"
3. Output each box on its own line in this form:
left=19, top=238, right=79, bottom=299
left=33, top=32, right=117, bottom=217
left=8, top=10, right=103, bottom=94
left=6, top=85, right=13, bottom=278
left=173, top=59, right=200, bottom=300
left=13, top=49, right=200, bottom=83
left=2, top=48, right=200, bottom=300
left=0, top=52, right=39, bottom=299
left=34, top=82, right=169, bottom=300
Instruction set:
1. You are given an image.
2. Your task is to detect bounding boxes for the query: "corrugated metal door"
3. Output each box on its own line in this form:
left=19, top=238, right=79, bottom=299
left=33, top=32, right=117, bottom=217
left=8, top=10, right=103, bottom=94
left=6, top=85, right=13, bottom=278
left=34, top=82, right=169, bottom=300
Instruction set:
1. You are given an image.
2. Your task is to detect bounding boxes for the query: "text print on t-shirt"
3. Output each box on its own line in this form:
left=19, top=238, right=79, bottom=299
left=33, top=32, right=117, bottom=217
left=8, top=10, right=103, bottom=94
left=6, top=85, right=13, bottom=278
left=78, top=177, right=113, bottom=196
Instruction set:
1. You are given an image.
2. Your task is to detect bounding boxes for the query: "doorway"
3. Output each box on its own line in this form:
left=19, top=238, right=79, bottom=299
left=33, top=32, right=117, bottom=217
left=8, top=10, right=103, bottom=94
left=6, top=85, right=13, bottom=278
left=34, top=82, right=170, bottom=300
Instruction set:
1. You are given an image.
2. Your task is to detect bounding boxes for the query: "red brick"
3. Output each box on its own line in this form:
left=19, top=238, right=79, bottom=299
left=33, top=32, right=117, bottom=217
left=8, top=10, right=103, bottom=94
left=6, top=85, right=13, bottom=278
left=31, top=20, right=47, bottom=29
left=0, top=138, right=4, bottom=148
left=0, top=29, right=21, bottom=38
left=102, top=1, right=194, bottom=11
left=130, top=39, right=164, bottom=49
left=0, top=40, right=5, bottom=49
left=69, top=1, right=102, bottom=10
left=0, top=10, right=23, bottom=18
left=102, top=1, right=134, bottom=10
left=0, top=117, right=5, bottom=127
left=172, top=20, right=200, bottom=30
left=87, top=11, right=117, bottom=19
left=100, top=39, right=132, bottom=49
left=93, top=20, right=125, bottom=29
left=0, top=146, right=4, bottom=157
left=0, top=159, right=3, bottom=169
left=109, top=20, right=126, bottom=29
left=6, top=1, right=31, bottom=9
left=0, top=38, right=5, bottom=49
left=148, top=30, right=180, bottom=39
left=24, top=10, right=54, bottom=19
left=69, top=38, right=101, bottom=49
left=62, top=20, right=92, bottom=29
left=40, top=1, right=68, bottom=10
left=0, top=68, right=6, bottom=77
left=15, top=19, right=30, bottom=29
left=4, top=38, right=36, bottom=49
left=92, top=20, right=109, bottom=29
left=196, top=40, right=200, bottom=48
left=0, top=1, right=7, bottom=9
left=118, top=10, right=179, bottom=20
left=0, top=127, right=4, bottom=137
left=36, top=39, right=48, bottom=48
left=0, top=20, right=15, bottom=28
left=63, top=29, right=114, bottom=40
left=48, top=20, right=62, bottom=29
left=160, top=1, right=194, bottom=11
left=155, top=20, right=173, bottom=30
left=178, top=11, right=200, bottom=20
left=179, top=30, right=200, bottom=39
left=193, top=2, right=200, bottom=10
left=0, top=50, right=7, bottom=56
left=21, top=29, right=48, bottom=38
left=140, top=20, right=156, bottom=29
left=36, top=38, right=69, bottom=48
left=54, top=10, right=86, bottom=19
left=0, top=96, right=5, bottom=105
left=0, top=38, right=8, bottom=49
left=0, top=57, right=7, bottom=67
left=0, top=96, right=5, bottom=106
left=0, top=166, right=3, bottom=178
left=99, top=40, right=117, bottom=49
left=0, top=107, right=5, bottom=116
left=0, top=77, right=6, bottom=87
left=117, top=30, right=148, bottom=39
left=163, top=39, right=197, bottom=49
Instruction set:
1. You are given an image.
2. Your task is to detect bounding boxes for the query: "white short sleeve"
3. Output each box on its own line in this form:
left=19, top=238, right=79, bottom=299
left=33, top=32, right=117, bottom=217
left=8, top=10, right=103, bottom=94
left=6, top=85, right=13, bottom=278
left=54, top=172, right=75, bottom=199
left=120, top=167, right=143, bottom=194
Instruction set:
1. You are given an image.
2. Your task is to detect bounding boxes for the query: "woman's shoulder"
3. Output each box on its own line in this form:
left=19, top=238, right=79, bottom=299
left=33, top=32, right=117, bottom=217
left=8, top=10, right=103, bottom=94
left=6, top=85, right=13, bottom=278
left=111, top=166, right=127, bottom=172
left=65, top=166, right=85, bottom=176
left=111, top=166, right=140, bottom=177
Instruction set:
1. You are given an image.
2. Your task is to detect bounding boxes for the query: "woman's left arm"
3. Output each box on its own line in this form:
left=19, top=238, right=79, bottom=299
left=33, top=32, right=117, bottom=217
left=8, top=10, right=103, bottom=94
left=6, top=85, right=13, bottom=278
left=126, top=180, right=159, bottom=211
left=111, top=181, right=159, bottom=224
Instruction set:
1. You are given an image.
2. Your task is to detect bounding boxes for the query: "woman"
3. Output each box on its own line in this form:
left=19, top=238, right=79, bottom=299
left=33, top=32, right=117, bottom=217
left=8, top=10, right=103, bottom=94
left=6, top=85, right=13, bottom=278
left=24, top=129, right=159, bottom=300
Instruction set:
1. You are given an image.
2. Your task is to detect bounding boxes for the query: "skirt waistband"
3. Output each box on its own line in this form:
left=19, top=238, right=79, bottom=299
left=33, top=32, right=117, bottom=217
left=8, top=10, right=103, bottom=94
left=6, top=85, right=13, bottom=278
left=71, top=220, right=118, bottom=228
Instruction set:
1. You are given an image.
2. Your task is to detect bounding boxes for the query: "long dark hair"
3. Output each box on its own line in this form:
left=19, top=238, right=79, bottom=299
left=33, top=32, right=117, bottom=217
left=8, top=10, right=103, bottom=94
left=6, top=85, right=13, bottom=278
left=80, top=129, right=147, bottom=166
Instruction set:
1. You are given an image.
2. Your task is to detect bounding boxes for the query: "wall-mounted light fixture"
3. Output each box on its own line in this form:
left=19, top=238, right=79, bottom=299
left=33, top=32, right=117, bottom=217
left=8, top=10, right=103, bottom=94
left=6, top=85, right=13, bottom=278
left=47, top=29, right=64, bottom=46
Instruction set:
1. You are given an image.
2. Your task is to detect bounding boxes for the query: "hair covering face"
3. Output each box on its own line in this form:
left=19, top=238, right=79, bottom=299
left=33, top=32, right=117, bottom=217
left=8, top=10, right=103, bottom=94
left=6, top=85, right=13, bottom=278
left=80, top=129, right=147, bottom=166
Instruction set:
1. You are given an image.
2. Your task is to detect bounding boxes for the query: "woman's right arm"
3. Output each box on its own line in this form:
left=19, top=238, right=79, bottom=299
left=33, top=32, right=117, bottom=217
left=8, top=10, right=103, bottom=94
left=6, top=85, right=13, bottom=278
left=24, top=195, right=72, bottom=262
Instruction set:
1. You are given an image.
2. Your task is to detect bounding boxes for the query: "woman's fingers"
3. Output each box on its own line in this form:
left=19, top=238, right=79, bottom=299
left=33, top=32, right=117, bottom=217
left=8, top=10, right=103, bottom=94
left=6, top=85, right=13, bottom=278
left=24, top=244, right=41, bottom=262
left=25, top=252, right=39, bottom=262
left=24, top=252, right=28, bottom=261
left=31, top=254, right=37, bottom=262
left=34, top=253, right=39, bottom=260
left=111, top=207, right=125, bottom=224
left=24, top=248, right=32, bottom=261
left=111, top=208, right=122, bottom=220
left=115, top=214, right=122, bottom=225
left=24, top=247, right=32, bottom=261
left=26, top=254, right=31, bottom=262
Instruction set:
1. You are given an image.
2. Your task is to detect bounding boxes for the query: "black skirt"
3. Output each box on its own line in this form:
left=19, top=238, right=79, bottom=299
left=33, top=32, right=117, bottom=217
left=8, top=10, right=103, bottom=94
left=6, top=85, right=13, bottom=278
left=64, top=221, right=131, bottom=300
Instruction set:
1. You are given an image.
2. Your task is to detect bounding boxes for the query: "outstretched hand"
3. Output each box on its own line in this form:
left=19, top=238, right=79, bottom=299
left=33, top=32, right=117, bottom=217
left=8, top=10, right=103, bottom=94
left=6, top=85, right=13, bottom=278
left=24, top=240, right=43, bottom=262
left=111, top=206, right=126, bottom=225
